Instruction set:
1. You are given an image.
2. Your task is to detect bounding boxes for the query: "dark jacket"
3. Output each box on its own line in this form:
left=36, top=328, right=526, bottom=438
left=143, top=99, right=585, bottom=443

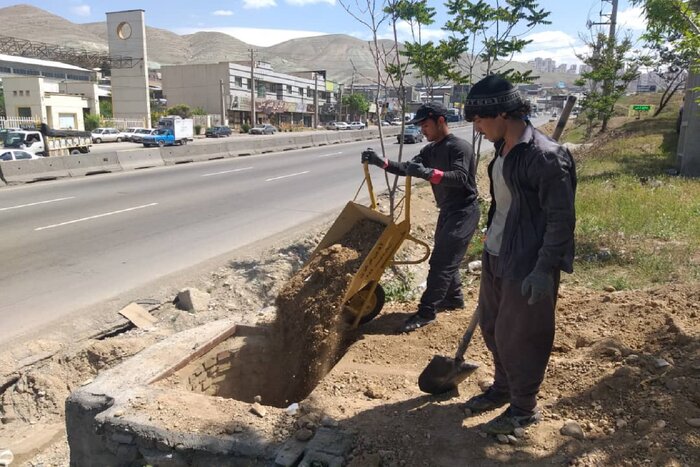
left=488, top=123, right=576, bottom=279
left=386, top=133, right=478, bottom=211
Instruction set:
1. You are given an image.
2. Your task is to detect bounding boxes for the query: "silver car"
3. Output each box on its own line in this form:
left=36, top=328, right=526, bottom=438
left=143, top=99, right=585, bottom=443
left=91, top=128, right=125, bottom=143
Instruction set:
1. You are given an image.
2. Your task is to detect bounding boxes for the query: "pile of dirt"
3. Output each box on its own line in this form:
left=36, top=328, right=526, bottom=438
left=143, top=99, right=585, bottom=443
left=271, top=218, right=386, bottom=403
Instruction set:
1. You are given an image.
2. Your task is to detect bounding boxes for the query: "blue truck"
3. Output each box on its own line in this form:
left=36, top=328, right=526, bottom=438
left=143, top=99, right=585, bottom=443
left=142, top=118, right=194, bottom=147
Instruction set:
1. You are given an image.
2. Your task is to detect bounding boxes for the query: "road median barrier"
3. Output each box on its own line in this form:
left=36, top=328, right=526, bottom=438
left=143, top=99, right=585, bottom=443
left=159, top=144, right=195, bottom=165
left=325, top=132, right=343, bottom=145
left=311, top=133, right=330, bottom=146
left=224, top=139, right=259, bottom=157
left=117, top=148, right=165, bottom=170
left=296, top=134, right=314, bottom=148
left=63, top=152, right=123, bottom=177
left=0, top=157, right=70, bottom=183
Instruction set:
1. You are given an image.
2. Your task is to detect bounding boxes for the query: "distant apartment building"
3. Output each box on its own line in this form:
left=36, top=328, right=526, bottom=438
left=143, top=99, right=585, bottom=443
left=161, top=61, right=339, bottom=127
left=556, top=64, right=568, bottom=73
left=568, top=64, right=578, bottom=74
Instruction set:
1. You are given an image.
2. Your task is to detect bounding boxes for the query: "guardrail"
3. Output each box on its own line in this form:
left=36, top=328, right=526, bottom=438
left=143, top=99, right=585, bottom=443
left=0, top=127, right=403, bottom=185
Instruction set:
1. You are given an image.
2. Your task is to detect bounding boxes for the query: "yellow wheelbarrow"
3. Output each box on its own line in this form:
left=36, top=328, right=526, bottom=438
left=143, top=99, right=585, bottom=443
left=308, top=162, right=431, bottom=328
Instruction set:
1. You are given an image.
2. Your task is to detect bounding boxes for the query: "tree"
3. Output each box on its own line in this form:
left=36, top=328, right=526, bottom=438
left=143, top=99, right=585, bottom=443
left=165, top=104, right=194, bottom=118
left=99, top=98, right=113, bottom=118
left=342, top=93, right=370, bottom=119
left=575, top=32, right=640, bottom=135
left=443, top=0, right=551, bottom=168
left=444, top=0, right=551, bottom=85
left=631, top=0, right=700, bottom=112
left=388, top=0, right=466, bottom=99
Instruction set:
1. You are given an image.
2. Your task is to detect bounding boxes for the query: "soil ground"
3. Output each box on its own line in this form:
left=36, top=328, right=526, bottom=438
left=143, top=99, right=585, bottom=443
left=1, top=140, right=698, bottom=466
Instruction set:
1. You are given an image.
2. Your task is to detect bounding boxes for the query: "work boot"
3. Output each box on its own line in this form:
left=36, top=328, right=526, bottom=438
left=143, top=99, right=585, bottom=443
left=479, top=406, right=542, bottom=436
left=462, top=387, right=510, bottom=416
left=435, top=297, right=465, bottom=311
left=399, top=312, right=435, bottom=333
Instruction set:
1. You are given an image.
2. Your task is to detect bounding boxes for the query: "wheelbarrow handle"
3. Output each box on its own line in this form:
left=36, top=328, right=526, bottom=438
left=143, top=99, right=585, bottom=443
left=391, top=233, right=431, bottom=265
left=362, top=162, right=377, bottom=211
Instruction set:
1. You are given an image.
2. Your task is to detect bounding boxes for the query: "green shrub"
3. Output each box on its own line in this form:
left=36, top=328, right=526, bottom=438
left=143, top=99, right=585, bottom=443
left=84, top=114, right=102, bottom=131
left=194, top=124, right=202, bottom=135
left=241, top=123, right=250, bottom=134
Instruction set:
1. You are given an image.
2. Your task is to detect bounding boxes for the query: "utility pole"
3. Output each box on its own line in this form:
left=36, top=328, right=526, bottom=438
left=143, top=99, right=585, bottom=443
left=249, top=48, right=256, bottom=126
left=313, top=72, right=319, bottom=129
left=219, top=79, right=227, bottom=127
left=337, top=83, right=343, bottom=122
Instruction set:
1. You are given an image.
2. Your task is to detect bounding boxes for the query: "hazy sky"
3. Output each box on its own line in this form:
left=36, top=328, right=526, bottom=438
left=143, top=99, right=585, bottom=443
left=1, top=0, right=647, bottom=65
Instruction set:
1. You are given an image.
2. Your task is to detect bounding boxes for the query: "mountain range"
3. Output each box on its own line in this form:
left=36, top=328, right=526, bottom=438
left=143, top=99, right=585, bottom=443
left=0, top=4, right=573, bottom=86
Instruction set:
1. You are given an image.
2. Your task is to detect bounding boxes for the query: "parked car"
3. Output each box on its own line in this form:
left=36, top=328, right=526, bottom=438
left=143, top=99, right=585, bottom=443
left=91, top=128, right=125, bottom=143
left=379, top=121, right=391, bottom=127
left=397, top=125, right=424, bottom=144
left=130, top=128, right=158, bottom=143
left=205, top=126, right=233, bottom=138
left=348, top=121, right=366, bottom=130
left=121, top=127, right=147, bottom=142
left=326, top=121, right=350, bottom=130
left=390, top=118, right=403, bottom=126
left=249, top=124, right=277, bottom=135
left=0, top=149, right=43, bottom=161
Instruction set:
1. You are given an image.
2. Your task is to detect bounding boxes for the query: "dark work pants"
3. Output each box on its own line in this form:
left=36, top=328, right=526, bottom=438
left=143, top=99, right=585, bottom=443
left=418, top=204, right=479, bottom=319
left=478, top=252, right=560, bottom=413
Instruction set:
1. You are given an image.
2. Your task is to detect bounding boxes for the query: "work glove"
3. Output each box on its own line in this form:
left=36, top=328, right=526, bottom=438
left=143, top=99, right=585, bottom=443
left=406, top=160, right=434, bottom=180
left=361, top=148, right=385, bottom=168
left=521, top=270, right=554, bottom=305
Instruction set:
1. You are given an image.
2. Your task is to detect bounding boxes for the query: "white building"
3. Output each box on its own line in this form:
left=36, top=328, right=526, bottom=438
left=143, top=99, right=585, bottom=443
left=3, top=76, right=99, bottom=130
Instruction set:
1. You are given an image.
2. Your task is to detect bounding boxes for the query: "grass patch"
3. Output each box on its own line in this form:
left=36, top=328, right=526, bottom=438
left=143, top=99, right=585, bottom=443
left=567, top=106, right=700, bottom=290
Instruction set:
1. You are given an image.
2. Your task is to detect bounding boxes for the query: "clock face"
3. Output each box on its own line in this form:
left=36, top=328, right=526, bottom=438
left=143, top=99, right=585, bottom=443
left=117, top=22, right=132, bottom=40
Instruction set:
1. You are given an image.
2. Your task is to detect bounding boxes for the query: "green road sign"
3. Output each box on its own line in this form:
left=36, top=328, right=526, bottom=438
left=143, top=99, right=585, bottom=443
left=632, top=105, right=651, bottom=111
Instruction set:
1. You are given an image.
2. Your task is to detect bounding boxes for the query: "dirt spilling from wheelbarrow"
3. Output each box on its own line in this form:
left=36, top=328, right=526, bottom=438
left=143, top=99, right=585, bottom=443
left=269, top=219, right=385, bottom=404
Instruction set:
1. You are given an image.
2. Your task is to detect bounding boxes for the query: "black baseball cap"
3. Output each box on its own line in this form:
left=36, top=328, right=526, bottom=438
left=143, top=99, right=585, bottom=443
left=408, top=102, right=448, bottom=125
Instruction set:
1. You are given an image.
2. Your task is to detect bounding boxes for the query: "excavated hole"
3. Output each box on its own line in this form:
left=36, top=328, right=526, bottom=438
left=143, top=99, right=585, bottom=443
left=157, top=217, right=386, bottom=407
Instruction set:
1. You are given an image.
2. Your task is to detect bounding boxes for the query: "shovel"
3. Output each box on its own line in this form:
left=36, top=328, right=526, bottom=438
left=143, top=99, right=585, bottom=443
left=418, top=306, right=481, bottom=395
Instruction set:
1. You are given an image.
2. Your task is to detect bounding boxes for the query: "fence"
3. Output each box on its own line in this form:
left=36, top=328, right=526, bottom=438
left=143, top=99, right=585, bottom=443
left=0, top=116, right=39, bottom=129
left=103, top=118, right=147, bottom=130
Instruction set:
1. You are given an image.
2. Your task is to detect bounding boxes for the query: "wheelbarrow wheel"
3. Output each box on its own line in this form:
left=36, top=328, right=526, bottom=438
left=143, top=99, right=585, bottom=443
left=344, top=283, right=385, bottom=325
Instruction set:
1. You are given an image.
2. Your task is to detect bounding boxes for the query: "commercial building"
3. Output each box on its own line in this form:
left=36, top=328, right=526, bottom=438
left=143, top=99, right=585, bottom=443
left=161, top=61, right=339, bottom=128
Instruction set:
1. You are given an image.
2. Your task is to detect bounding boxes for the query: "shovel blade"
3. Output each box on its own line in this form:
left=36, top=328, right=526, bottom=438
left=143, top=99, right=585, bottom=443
left=418, top=355, right=480, bottom=395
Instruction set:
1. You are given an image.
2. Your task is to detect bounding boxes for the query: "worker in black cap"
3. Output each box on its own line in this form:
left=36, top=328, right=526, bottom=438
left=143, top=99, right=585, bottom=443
left=361, top=102, right=480, bottom=333
left=461, top=75, right=577, bottom=436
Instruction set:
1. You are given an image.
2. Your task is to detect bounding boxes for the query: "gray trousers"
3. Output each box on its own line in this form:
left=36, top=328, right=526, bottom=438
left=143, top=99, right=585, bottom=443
left=478, top=252, right=560, bottom=413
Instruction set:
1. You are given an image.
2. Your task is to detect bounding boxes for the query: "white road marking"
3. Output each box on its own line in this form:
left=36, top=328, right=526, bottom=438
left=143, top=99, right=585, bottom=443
left=201, top=167, right=253, bottom=177
left=317, top=151, right=343, bottom=158
left=265, top=171, right=310, bottom=182
left=0, top=196, right=75, bottom=212
left=35, top=203, right=158, bottom=231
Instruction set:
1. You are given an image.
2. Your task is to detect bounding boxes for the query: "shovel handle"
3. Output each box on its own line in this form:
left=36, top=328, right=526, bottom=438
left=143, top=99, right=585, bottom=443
left=455, top=306, right=481, bottom=361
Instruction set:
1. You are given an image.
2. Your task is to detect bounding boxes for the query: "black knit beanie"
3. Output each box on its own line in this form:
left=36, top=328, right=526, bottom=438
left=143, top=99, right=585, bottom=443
left=463, top=75, right=524, bottom=120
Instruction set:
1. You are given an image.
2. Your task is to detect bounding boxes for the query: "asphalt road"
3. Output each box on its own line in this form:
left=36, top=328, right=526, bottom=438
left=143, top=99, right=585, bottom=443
left=0, top=120, right=548, bottom=345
